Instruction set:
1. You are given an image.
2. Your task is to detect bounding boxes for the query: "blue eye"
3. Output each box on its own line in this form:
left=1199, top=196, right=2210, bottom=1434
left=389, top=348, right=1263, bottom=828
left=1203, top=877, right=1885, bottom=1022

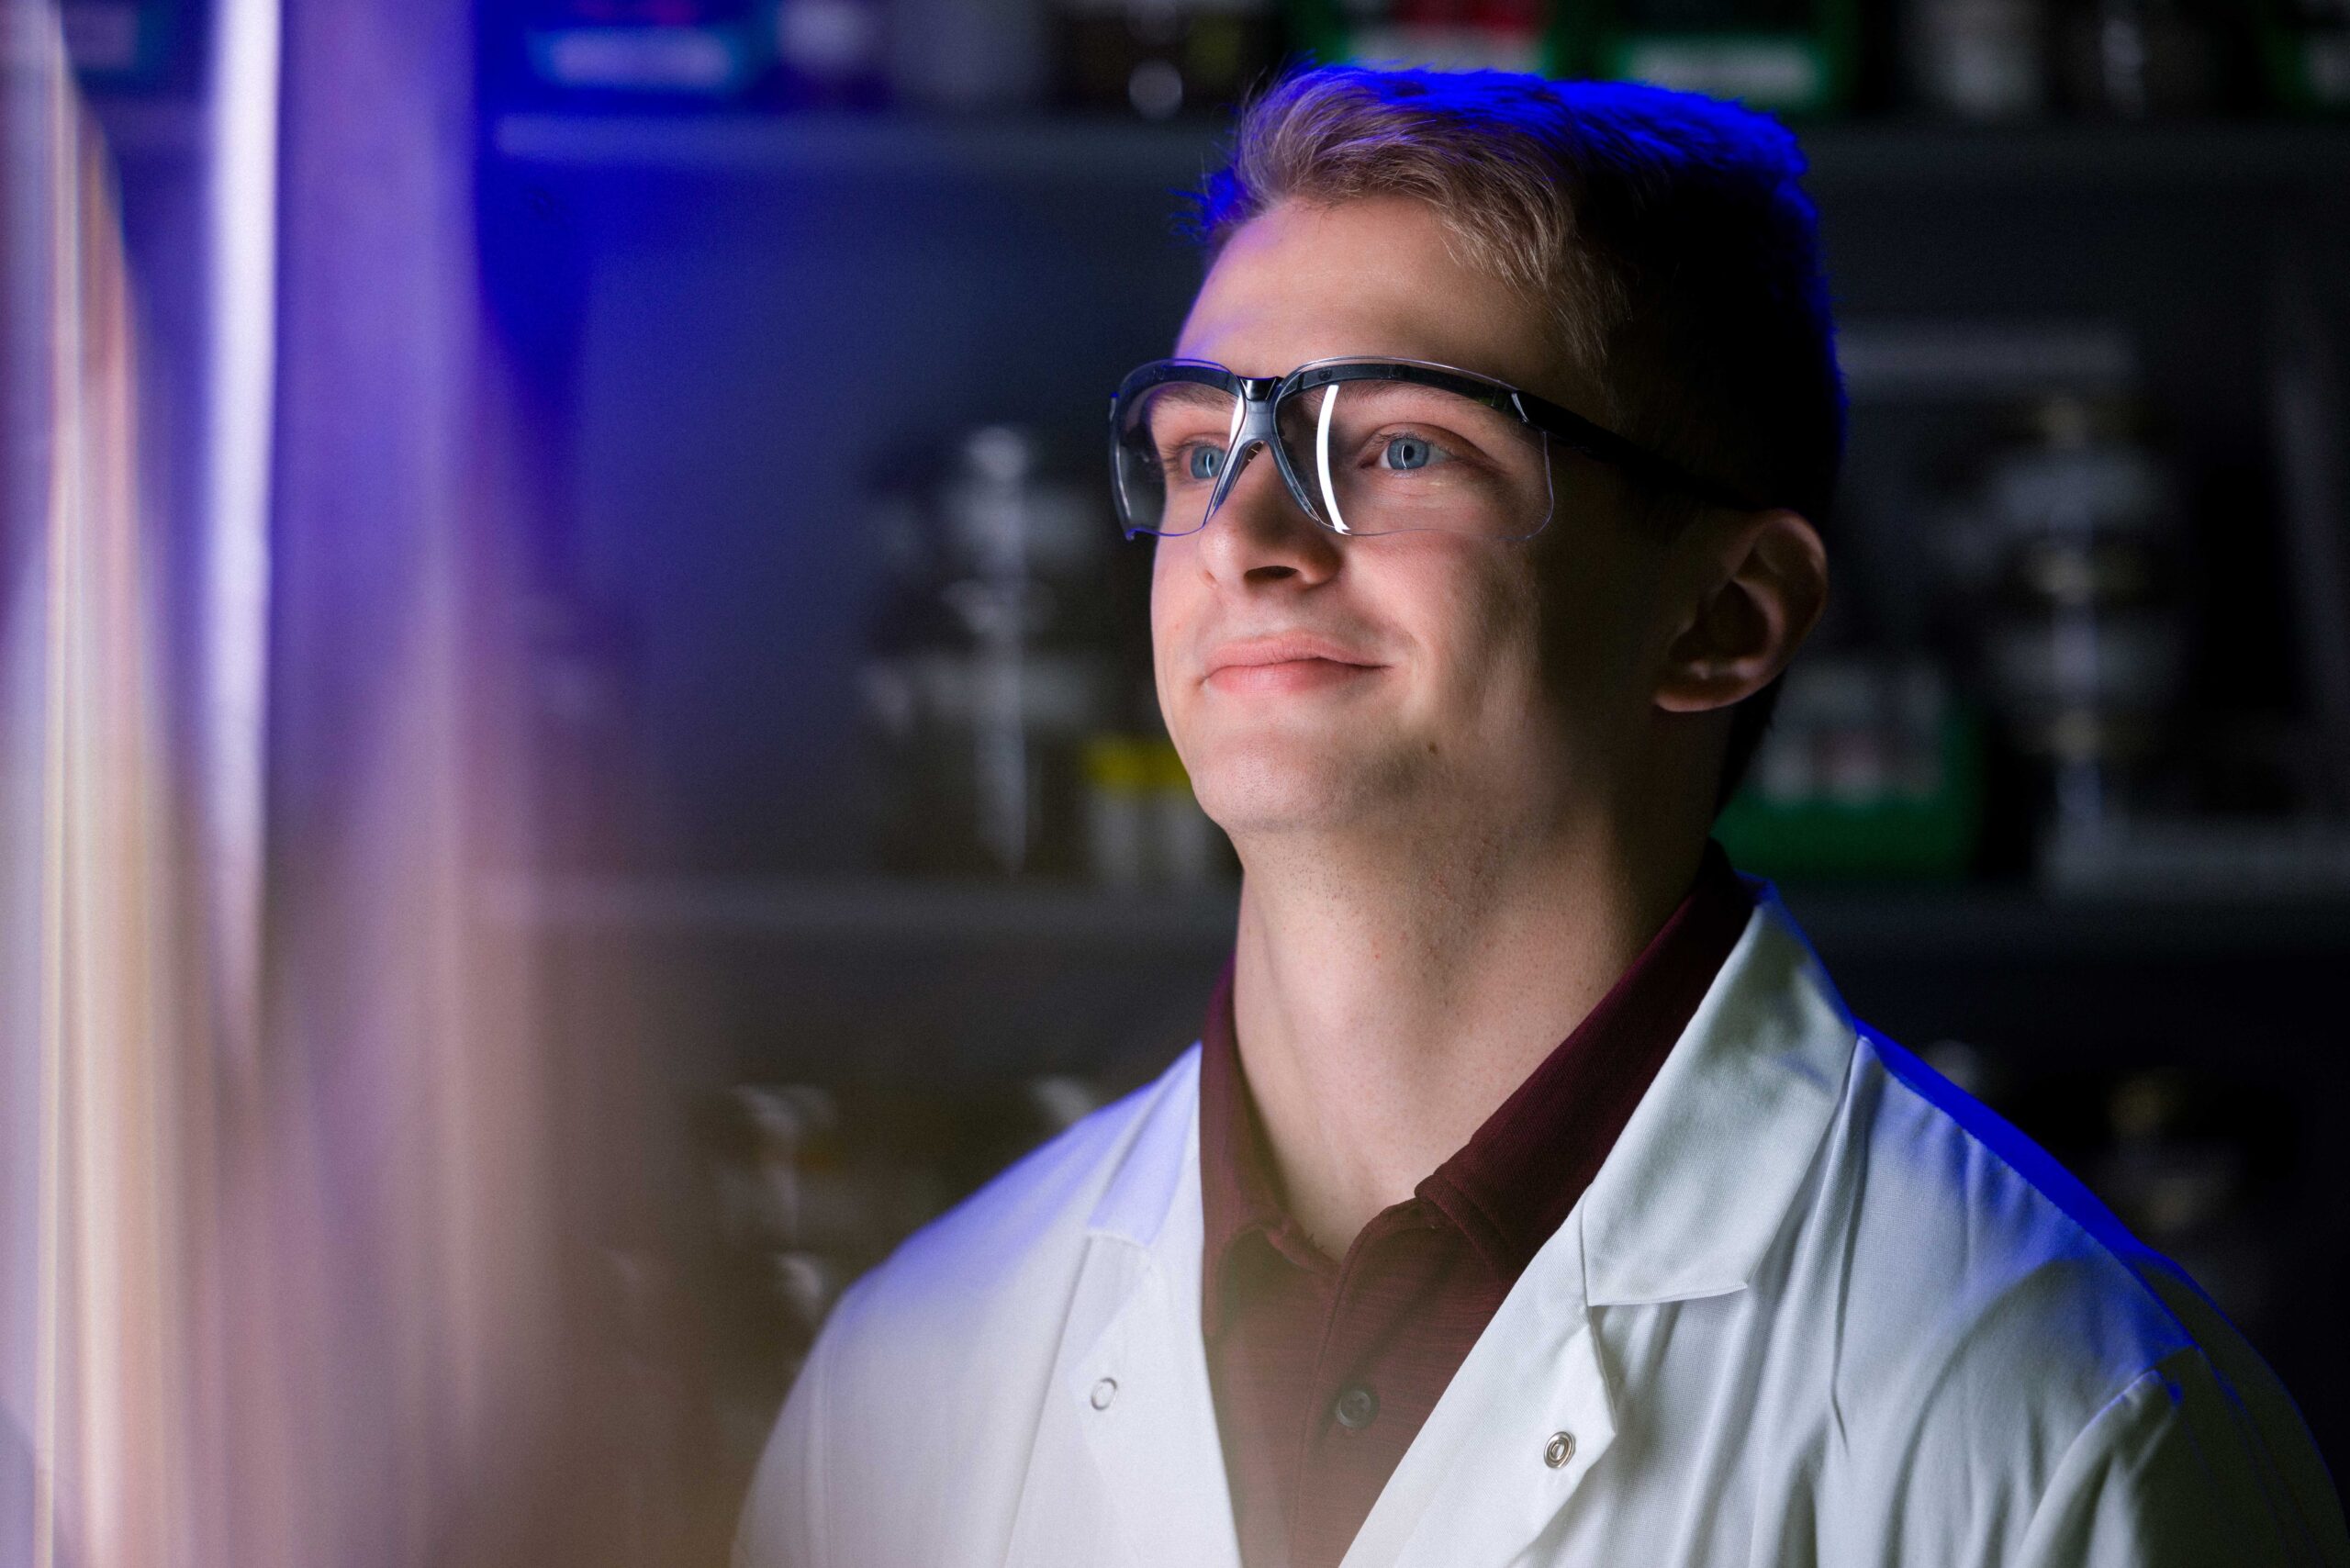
left=1186, top=445, right=1225, bottom=481
left=1382, top=434, right=1434, bottom=471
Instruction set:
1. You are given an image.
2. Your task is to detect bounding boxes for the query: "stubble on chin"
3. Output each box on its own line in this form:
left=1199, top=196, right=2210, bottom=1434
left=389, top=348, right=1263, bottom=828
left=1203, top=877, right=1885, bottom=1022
left=1182, top=721, right=1438, bottom=845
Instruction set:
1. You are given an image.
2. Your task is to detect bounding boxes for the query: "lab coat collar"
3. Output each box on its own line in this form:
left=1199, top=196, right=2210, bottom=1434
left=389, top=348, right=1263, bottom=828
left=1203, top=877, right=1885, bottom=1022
left=1577, top=879, right=1858, bottom=1307
left=1085, top=1040, right=1203, bottom=1253
left=1082, top=879, right=1857, bottom=1304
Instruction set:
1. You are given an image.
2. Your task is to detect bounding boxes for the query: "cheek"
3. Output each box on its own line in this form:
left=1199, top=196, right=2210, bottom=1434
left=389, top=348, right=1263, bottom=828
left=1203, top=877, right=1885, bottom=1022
left=1147, top=539, right=1203, bottom=702
left=1473, top=577, right=1555, bottom=721
left=1531, top=533, right=1661, bottom=711
left=1147, top=538, right=1188, bottom=652
left=1395, top=549, right=1550, bottom=718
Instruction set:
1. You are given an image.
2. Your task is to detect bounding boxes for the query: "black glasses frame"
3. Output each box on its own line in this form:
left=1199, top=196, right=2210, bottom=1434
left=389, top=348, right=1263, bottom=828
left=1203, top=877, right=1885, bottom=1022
left=1108, top=354, right=1758, bottom=541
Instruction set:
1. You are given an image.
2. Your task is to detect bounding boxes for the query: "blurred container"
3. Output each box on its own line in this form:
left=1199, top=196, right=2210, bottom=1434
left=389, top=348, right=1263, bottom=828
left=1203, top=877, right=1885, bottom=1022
left=522, top=587, right=647, bottom=871
left=488, top=0, right=892, bottom=106
left=1082, top=734, right=1153, bottom=887
left=890, top=0, right=1052, bottom=107
left=1593, top=0, right=1863, bottom=116
left=1917, top=1052, right=2284, bottom=1340
left=1147, top=736, right=1228, bottom=887
left=697, top=1071, right=1118, bottom=1308
left=1904, top=0, right=2053, bottom=119
left=1285, top=0, right=1570, bottom=73
left=1081, top=734, right=1234, bottom=886
left=1053, top=0, right=1280, bottom=118
left=2260, top=0, right=2350, bottom=114
left=496, top=0, right=777, bottom=102
left=772, top=0, right=891, bottom=104
left=1971, top=393, right=2189, bottom=837
left=694, top=1083, right=852, bottom=1383
left=1919, top=1038, right=2015, bottom=1103
left=710, top=1084, right=867, bottom=1253
left=2089, top=1069, right=2275, bottom=1332
left=2051, top=0, right=2233, bottom=118
left=1715, top=653, right=1986, bottom=879
left=861, top=426, right=1119, bottom=878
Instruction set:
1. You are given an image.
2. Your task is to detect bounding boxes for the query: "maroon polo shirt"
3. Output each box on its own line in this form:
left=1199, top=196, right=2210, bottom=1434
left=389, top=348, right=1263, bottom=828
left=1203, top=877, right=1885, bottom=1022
left=1196, top=839, right=1755, bottom=1568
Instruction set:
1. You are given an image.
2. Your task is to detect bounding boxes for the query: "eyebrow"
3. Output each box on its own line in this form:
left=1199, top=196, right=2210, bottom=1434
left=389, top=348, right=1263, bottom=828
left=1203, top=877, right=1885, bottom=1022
left=1145, top=382, right=1234, bottom=412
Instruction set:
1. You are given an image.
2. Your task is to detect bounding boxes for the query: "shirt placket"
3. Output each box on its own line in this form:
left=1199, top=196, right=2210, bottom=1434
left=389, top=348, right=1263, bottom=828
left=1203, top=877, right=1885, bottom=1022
left=1285, top=1204, right=1454, bottom=1568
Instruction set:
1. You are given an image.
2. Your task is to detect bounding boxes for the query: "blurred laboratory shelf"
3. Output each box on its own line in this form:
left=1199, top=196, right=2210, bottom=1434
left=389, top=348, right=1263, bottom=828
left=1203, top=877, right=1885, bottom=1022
left=508, top=871, right=2350, bottom=1100
left=491, top=110, right=2350, bottom=189
left=485, top=871, right=1244, bottom=946
left=484, top=102, right=2350, bottom=880
left=1800, top=119, right=2350, bottom=188
left=492, top=109, right=1228, bottom=184
left=491, top=870, right=2350, bottom=958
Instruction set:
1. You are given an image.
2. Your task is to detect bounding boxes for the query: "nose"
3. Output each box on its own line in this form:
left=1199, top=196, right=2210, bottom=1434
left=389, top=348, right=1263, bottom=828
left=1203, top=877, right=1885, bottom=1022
left=1191, top=438, right=1342, bottom=588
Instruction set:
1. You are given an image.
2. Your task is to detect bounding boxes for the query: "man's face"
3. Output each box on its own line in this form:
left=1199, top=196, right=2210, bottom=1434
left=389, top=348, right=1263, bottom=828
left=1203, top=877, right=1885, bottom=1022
left=1151, top=196, right=1675, bottom=845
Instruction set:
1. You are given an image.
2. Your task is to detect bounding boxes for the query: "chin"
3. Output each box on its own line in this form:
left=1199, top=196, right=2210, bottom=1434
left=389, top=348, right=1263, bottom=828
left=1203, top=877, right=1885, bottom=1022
left=1181, top=731, right=1416, bottom=839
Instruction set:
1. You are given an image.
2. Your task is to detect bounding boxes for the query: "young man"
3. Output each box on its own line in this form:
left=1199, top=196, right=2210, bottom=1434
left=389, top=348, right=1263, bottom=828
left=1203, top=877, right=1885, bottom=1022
left=737, top=68, right=2346, bottom=1568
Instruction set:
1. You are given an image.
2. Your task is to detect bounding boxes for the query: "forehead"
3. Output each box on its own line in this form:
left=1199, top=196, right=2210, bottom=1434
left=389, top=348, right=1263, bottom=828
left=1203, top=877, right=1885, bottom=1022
left=1175, top=196, right=1588, bottom=408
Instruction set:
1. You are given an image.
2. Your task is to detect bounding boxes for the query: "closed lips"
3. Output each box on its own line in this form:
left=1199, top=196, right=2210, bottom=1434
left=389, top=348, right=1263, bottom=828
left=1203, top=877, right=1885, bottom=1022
left=1203, top=636, right=1381, bottom=675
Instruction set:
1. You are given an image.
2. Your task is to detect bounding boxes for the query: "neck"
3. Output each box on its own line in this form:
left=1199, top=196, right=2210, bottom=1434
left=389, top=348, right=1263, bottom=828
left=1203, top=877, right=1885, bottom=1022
left=1226, top=803, right=1707, bottom=1259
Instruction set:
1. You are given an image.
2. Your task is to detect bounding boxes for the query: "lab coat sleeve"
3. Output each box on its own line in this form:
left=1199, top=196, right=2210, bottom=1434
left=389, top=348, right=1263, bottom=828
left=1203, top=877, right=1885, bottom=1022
left=2015, top=1349, right=2350, bottom=1568
left=734, top=1327, right=835, bottom=1568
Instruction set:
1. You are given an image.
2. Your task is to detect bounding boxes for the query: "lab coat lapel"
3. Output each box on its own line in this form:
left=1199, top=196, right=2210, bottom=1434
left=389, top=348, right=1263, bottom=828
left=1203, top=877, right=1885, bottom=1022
left=1576, top=882, right=1858, bottom=1309
left=1007, top=1047, right=1242, bottom=1568
left=1064, top=1233, right=1239, bottom=1568
left=1342, top=885, right=1858, bottom=1568
left=1339, top=1207, right=1616, bottom=1568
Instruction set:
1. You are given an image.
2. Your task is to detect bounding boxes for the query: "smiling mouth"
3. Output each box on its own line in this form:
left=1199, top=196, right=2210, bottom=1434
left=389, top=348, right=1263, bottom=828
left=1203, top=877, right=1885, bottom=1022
left=1203, top=656, right=1382, bottom=695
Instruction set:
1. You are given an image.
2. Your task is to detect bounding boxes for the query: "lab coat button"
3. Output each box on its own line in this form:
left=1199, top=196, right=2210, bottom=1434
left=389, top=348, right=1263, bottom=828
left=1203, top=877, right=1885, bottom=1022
left=1334, top=1384, right=1379, bottom=1431
left=1090, top=1378, right=1117, bottom=1410
left=1544, top=1430, right=1575, bottom=1468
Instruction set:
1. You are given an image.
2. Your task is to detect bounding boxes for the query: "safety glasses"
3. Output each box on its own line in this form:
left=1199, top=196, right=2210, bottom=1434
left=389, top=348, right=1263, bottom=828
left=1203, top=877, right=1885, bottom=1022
left=1108, top=355, right=1753, bottom=543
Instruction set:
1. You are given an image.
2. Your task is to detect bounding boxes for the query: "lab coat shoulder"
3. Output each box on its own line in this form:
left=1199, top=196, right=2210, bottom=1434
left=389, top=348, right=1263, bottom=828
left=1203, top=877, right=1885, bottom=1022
left=734, top=1046, right=1203, bottom=1568
left=1769, top=1025, right=2347, bottom=1565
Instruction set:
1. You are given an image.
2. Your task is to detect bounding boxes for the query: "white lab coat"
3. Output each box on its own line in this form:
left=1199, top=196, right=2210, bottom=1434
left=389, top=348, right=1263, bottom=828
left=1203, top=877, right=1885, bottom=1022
left=736, top=881, right=2349, bottom=1568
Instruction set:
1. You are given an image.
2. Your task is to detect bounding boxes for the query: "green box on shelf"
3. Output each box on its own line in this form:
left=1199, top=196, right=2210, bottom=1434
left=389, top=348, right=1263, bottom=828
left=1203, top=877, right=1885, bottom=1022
left=1281, top=0, right=1587, bottom=77
left=2259, top=8, right=2350, bottom=117
left=1714, top=710, right=1984, bottom=881
left=1590, top=0, right=1861, bottom=118
left=1282, top=0, right=1858, bottom=118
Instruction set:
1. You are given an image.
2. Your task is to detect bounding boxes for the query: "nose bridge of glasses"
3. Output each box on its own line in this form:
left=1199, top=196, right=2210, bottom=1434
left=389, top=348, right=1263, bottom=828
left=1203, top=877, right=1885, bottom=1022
left=1201, top=387, right=1291, bottom=525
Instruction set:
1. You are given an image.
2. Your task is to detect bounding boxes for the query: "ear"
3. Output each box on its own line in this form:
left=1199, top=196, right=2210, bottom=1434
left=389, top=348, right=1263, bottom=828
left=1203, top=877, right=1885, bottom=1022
left=1654, top=508, right=1829, bottom=715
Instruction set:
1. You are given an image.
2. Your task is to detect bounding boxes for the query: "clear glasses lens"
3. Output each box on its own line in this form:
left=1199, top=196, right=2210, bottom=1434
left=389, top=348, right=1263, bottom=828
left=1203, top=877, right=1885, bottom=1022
left=1276, top=380, right=1553, bottom=539
left=1114, top=373, right=1555, bottom=540
left=1115, top=380, right=1240, bottom=538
